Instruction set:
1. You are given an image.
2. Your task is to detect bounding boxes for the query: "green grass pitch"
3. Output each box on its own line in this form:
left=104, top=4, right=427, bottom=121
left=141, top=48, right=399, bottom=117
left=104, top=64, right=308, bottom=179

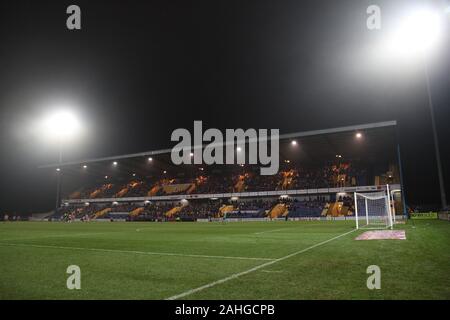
left=0, top=219, right=449, bottom=299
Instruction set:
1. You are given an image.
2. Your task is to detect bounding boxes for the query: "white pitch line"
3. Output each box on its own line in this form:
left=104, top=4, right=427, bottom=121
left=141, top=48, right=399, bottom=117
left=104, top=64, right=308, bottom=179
left=0, top=242, right=274, bottom=261
left=253, top=223, right=332, bottom=235
left=254, top=228, right=289, bottom=235
left=0, top=232, right=109, bottom=242
left=165, top=228, right=357, bottom=300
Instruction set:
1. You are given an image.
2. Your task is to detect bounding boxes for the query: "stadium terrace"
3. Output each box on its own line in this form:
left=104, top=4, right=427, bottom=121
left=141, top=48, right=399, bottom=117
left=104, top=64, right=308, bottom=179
left=36, top=121, right=405, bottom=225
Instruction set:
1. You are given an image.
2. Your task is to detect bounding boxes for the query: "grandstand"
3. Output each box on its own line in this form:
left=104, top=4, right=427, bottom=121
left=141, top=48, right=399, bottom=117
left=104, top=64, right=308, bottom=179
left=42, top=121, right=405, bottom=223
left=4, top=121, right=450, bottom=301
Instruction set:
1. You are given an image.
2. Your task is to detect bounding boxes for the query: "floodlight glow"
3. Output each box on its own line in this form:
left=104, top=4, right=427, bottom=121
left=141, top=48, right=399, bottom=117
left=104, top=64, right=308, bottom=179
left=355, top=132, right=362, bottom=139
left=148, top=157, right=153, bottom=162
left=236, top=147, right=242, bottom=152
left=113, top=161, right=118, bottom=166
left=56, top=168, right=61, bottom=172
left=41, top=109, right=81, bottom=141
left=384, top=7, right=443, bottom=59
left=291, top=140, right=297, bottom=146
left=83, top=165, right=87, bottom=169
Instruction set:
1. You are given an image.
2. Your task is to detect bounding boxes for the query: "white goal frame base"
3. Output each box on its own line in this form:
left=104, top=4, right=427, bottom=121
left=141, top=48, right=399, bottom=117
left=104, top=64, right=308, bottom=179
left=354, top=185, right=393, bottom=230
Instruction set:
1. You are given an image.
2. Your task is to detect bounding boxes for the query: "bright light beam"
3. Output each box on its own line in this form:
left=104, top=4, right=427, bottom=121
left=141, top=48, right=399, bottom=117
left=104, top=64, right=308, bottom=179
left=40, top=109, right=81, bottom=141
left=383, top=7, right=444, bottom=61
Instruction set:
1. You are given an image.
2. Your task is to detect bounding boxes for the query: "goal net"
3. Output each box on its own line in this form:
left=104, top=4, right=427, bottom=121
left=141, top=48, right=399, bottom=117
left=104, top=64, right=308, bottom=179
left=354, top=190, right=393, bottom=230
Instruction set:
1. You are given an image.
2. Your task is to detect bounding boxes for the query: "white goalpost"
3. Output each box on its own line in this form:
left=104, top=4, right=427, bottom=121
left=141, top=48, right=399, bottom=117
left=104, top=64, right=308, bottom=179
left=354, top=185, right=393, bottom=230
left=390, top=188, right=403, bottom=224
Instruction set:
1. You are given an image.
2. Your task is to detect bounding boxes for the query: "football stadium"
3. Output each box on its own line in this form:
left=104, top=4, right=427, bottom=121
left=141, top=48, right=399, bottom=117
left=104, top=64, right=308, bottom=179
left=1, top=0, right=449, bottom=311
left=1, top=121, right=449, bottom=300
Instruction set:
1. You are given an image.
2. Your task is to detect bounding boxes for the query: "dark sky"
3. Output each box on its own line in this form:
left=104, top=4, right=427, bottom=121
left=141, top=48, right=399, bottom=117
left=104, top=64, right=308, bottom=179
left=0, top=0, right=449, bottom=213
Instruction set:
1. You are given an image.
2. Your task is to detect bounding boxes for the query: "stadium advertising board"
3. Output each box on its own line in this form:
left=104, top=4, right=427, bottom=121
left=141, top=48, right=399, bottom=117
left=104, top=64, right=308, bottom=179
left=410, top=212, right=438, bottom=219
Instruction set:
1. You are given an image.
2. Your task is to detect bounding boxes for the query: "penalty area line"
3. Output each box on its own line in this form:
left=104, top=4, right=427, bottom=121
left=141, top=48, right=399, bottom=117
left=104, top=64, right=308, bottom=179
left=165, top=228, right=357, bottom=300
left=0, top=242, right=274, bottom=262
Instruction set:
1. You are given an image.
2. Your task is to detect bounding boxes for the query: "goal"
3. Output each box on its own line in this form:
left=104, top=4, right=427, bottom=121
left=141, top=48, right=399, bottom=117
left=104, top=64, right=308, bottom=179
left=354, top=187, right=393, bottom=230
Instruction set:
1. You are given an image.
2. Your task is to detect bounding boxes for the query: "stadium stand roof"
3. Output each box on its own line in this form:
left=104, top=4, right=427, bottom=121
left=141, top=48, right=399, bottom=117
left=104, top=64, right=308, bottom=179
left=39, top=120, right=397, bottom=170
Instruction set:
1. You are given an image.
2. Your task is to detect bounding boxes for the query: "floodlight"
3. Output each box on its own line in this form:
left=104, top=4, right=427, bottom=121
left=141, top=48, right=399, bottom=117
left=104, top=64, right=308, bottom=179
left=148, top=157, right=153, bottom=162
left=373, top=5, right=448, bottom=209
left=355, top=132, right=362, bottom=139
left=291, top=140, right=297, bottom=146
left=113, top=161, right=118, bottom=166
left=384, top=7, right=443, bottom=59
left=236, top=147, right=242, bottom=152
left=41, top=109, right=81, bottom=141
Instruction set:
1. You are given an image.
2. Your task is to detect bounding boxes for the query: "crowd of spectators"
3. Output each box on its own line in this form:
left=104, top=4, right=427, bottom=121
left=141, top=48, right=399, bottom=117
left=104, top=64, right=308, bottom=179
left=132, top=202, right=173, bottom=221
left=110, top=203, right=138, bottom=213
left=286, top=198, right=327, bottom=217
left=174, top=201, right=223, bottom=220
left=1, top=214, right=28, bottom=221
left=65, top=161, right=371, bottom=201
left=52, top=191, right=364, bottom=222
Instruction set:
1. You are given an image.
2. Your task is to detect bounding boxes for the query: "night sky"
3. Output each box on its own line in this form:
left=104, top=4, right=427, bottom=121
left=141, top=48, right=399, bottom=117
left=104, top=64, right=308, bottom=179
left=0, top=0, right=449, bottom=213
